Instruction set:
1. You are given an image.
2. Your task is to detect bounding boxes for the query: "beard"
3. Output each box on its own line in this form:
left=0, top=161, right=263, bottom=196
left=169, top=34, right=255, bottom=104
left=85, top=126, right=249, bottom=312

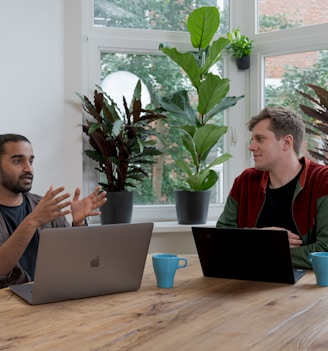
left=0, top=171, right=33, bottom=193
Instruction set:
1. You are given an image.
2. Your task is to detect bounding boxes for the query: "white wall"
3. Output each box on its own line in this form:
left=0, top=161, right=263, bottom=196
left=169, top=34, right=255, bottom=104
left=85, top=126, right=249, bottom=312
left=0, top=0, right=82, bottom=214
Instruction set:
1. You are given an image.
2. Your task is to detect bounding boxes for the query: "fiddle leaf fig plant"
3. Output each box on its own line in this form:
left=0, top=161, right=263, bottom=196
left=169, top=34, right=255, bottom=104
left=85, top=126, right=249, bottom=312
left=159, top=6, right=243, bottom=191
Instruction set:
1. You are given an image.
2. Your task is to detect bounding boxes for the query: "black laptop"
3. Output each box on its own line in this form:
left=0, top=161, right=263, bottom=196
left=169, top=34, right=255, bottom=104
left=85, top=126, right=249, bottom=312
left=192, top=227, right=305, bottom=284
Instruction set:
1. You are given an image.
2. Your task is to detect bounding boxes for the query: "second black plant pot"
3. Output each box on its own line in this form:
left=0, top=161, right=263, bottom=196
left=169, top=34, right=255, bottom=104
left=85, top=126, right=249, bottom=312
left=174, top=190, right=211, bottom=225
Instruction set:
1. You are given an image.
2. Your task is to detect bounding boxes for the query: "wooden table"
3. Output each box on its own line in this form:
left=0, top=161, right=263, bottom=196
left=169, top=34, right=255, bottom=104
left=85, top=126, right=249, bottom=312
left=1, top=255, right=328, bottom=350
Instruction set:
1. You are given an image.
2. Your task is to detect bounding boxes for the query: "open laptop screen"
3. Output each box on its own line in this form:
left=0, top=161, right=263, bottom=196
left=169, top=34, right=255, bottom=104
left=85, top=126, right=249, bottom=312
left=9, top=222, right=153, bottom=304
left=192, top=227, right=305, bottom=284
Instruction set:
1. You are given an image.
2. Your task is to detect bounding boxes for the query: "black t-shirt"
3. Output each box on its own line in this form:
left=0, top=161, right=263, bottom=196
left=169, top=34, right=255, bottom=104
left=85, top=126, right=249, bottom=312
left=0, top=194, right=39, bottom=279
left=256, top=167, right=303, bottom=235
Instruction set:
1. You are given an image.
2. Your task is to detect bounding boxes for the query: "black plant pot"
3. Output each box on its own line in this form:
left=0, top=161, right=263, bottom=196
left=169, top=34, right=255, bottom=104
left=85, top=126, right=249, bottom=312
left=236, top=55, right=250, bottom=70
left=174, top=190, right=211, bottom=225
left=100, top=191, right=134, bottom=224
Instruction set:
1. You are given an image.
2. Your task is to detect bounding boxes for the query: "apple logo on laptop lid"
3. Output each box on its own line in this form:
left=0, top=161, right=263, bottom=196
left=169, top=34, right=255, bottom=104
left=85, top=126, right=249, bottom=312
left=90, top=256, right=100, bottom=268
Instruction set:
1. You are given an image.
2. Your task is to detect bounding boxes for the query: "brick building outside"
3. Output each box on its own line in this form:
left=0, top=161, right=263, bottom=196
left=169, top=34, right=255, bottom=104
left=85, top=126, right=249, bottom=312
left=258, top=0, right=328, bottom=79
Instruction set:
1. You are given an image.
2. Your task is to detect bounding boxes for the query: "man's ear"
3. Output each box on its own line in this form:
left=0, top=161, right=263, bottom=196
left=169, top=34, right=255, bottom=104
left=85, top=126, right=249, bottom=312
left=282, top=135, right=293, bottom=150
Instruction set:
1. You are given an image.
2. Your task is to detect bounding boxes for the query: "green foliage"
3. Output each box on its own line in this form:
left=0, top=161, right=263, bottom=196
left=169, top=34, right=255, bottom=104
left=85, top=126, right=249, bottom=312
left=159, top=6, right=243, bottom=191
left=99, top=53, right=195, bottom=203
left=78, top=80, right=167, bottom=192
left=297, top=84, right=328, bottom=165
left=227, top=28, right=253, bottom=58
left=265, top=50, right=328, bottom=113
left=94, top=0, right=229, bottom=33
left=94, top=2, right=231, bottom=203
left=259, top=13, right=302, bottom=32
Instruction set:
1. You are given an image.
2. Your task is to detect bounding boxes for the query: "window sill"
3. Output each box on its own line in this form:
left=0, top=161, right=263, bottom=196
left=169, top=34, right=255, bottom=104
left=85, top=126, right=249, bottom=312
left=149, top=221, right=216, bottom=254
left=153, top=221, right=216, bottom=233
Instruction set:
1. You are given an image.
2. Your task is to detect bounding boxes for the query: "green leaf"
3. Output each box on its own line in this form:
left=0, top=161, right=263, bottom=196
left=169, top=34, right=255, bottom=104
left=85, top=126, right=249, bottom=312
left=88, top=123, right=101, bottom=135
left=159, top=47, right=200, bottom=89
left=201, top=37, right=230, bottom=75
left=181, top=133, right=198, bottom=166
left=112, top=119, right=123, bottom=137
left=194, top=124, right=228, bottom=161
left=176, top=160, right=193, bottom=177
left=206, top=153, right=232, bottom=169
left=187, top=6, right=220, bottom=49
left=206, top=95, right=245, bottom=121
left=159, top=90, right=197, bottom=124
left=186, top=169, right=218, bottom=191
left=85, top=149, right=104, bottom=163
left=181, top=125, right=197, bottom=137
left=198, top=74, right=230, bottom=115
left=137, top=137, right=144, bottom=154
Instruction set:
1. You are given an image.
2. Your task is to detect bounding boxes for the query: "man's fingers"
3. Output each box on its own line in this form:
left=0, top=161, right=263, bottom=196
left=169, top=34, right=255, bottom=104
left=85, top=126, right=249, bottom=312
left=56, top=200, right=72, bottom=211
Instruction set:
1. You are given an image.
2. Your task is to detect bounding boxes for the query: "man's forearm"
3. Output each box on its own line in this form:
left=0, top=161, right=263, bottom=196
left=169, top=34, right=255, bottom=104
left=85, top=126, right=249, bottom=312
left=0, top=218, right=38, bottom=276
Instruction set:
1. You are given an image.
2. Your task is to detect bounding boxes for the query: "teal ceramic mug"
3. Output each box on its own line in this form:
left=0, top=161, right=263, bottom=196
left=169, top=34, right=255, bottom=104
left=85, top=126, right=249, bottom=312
left=308, top=252, right=328, bottom=286
left=152, top=253, right=188, bottom=288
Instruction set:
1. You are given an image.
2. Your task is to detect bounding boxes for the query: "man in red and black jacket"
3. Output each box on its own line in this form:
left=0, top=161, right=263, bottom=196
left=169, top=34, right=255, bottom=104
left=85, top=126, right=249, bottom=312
left=217, top=107, right=328, bottom=269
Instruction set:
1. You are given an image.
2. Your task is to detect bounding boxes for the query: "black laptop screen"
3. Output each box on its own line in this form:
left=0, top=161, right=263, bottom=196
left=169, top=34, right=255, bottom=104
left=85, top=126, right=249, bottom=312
left=192, top=227, right=297, bottom=284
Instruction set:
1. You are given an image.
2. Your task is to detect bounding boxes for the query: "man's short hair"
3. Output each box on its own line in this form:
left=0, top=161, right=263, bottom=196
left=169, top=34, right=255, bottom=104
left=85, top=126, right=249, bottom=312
left=247, top=106, right=305, bottom=155
left=0, top=134, right=31, bottom=157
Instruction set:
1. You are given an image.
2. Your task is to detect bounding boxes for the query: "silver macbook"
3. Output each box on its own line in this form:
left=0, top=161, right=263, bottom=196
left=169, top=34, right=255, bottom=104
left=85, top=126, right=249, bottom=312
left=192, top=227, right=305, bottom=284
left=9, top=222, right=153, bottom=304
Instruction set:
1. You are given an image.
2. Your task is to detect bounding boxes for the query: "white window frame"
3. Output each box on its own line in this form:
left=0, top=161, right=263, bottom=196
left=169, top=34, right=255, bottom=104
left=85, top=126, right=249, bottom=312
left=240, top=0, right=328, bottom=116
left=82, top=0, right=250, bottom=223
left=230, top=0, right=328, bottom=175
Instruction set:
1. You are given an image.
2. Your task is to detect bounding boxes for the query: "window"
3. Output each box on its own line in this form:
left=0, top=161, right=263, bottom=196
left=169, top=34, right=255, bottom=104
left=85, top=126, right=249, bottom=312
left=249, top=0, right=328, bottom=164
left=257, top=0, right=328, bottom=33
left=99, top=51, right=226, bottom=206
left=264, top=50, right=328, bottom=157
left=84, top=0, right=328, bottom=223
left=94, top=0, right=229, bottom=32
left=83, top=0, right=245, bottom=223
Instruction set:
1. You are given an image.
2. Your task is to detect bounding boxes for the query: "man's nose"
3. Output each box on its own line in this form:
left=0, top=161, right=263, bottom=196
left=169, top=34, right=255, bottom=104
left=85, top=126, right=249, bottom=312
left=23, top=161, right=33, bottom=172
left=249, top=140, right=256, bottom=151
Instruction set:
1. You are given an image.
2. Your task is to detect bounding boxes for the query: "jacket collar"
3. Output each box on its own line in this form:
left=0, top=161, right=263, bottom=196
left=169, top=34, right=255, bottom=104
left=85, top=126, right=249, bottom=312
left=260, top=156, right=308, bottom=190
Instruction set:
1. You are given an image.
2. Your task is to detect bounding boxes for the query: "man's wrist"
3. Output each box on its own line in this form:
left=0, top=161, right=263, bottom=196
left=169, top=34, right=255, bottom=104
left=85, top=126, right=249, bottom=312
left=72, top=219, right=88, bottom=227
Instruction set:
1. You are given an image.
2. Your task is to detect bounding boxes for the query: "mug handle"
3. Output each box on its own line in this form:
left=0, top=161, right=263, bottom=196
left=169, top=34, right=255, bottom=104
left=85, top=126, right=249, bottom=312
left=308, top=252, right=313, bottom=263
left=177, top=258, right=188, bottom=269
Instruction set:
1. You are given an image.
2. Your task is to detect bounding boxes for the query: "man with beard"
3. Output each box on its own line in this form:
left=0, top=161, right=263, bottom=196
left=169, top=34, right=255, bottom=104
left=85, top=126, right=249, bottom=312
left=0, top=134, right=107, bottom=287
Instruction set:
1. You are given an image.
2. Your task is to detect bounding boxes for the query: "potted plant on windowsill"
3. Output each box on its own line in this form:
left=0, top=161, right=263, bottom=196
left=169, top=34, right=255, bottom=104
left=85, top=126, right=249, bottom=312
left=159, top=6, right=244, bottom=224
left=77, top=80, right=167, bottom=224
left=227, top=28, right=254, bottom=70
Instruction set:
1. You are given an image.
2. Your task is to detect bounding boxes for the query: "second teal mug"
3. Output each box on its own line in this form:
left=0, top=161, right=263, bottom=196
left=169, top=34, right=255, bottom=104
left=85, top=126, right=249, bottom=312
left=152, top=253, right=188, bottom=288
left=309, top=252, right=328, bottom=286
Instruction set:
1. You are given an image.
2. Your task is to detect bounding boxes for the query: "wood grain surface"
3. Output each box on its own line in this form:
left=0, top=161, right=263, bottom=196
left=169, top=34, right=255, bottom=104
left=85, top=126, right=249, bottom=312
left=0, top=255, right=327, bottom=350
